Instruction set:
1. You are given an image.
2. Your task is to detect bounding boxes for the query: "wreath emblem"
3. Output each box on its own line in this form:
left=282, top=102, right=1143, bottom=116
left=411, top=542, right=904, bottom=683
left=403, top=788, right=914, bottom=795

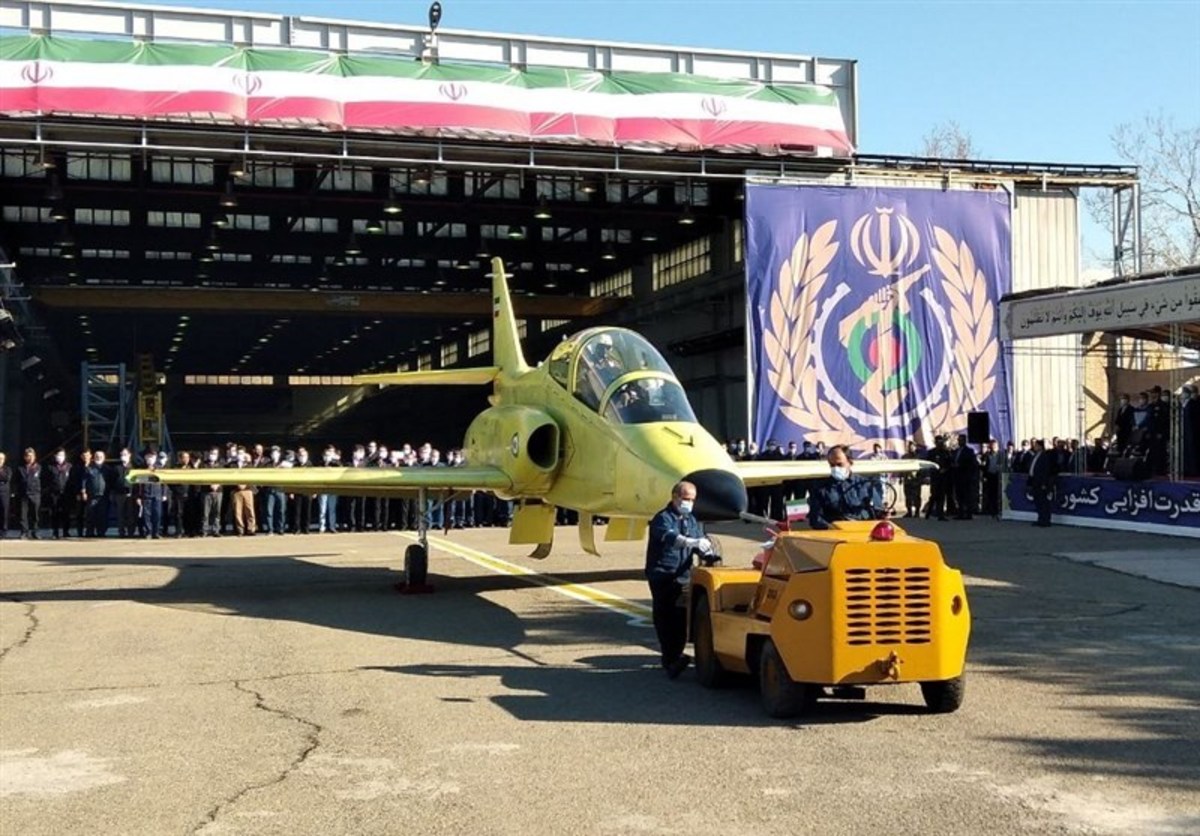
left=764, top=220, right=998, bottom=447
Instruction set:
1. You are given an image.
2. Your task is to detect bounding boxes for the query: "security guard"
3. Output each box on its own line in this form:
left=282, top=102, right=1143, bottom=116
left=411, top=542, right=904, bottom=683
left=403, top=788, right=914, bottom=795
left=645, top=480, right=712, bottom=679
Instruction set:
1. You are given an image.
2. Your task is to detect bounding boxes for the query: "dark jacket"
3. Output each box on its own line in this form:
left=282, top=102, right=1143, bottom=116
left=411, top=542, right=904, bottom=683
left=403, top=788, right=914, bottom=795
left=15, top=463, right=42, bottom=499
left=105, top=461, right=132, bottom=496
left=46, top=462, right=73, bottom=498
left=645, top=503, right=703, bottom=583
left=0, top=464, right=10, bottom=498
left=82, top=463, right=108, bottom=498
left=807, top=475, right=880, bottom=530
left=1028, top=450, right=1057, bottom=486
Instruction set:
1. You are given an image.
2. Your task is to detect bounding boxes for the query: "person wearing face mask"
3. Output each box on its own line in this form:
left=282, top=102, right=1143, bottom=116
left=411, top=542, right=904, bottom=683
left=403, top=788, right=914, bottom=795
left=105, top=447, right=137, bottom=538
left=645, top=480, right=712, bottom=679
left=317, top=446, right=340, bottom=534
left=45, top=447, right=74, bottom=540
left=82, top=450, right=109, bottom=537
left=14, top=448, right=44, bottom=540
left=806, top=446, right=883, bottom=531
left=262, top=446, right=286, bottom=535
left=199, top=446, right=224, bottom=537
left=69, top=449, right=92, bottom=538
left=290, top=447, right=314, bottom=534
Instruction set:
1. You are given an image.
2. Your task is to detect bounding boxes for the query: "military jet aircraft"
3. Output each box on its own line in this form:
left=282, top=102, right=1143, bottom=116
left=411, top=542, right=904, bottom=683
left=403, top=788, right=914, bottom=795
left=137, top=258, right=930, bottom=589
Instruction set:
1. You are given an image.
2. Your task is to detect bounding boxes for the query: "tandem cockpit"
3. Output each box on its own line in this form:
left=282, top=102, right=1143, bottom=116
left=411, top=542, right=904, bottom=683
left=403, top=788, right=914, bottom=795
left=547, top=329, right=697, bottom=425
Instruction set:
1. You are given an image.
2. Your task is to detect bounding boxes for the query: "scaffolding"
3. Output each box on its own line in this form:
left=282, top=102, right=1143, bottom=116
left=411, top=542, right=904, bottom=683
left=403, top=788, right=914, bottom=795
left=80, top=361, right=128, bottom=453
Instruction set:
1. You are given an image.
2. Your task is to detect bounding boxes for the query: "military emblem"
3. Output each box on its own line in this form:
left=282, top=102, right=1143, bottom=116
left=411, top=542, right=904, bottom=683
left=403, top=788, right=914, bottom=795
left=762, top=207, right=1000, bottom=449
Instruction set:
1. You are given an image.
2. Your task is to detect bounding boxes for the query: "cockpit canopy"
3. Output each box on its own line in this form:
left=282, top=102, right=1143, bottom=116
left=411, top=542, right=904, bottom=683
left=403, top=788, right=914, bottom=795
left=548, top=329, right=697, bottom=425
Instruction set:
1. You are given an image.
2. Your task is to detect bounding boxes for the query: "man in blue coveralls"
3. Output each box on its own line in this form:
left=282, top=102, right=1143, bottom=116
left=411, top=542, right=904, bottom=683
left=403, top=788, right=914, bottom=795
left=646, top=480, right=713, bottom=679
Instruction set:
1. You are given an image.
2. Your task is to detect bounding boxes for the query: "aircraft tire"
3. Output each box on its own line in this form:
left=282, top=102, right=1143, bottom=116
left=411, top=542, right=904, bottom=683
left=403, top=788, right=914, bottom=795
left=692, top=594, right=730, bottom=689
left=405, top=544, right=429, bottom=587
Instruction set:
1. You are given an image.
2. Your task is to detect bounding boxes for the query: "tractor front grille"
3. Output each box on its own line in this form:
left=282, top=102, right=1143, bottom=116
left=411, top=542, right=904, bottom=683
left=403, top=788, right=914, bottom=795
left=843, top=565, right=933, bottom=646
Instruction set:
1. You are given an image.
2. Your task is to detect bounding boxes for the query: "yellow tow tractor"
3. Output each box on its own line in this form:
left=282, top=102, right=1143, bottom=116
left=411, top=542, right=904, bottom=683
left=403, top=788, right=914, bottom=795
left=689, top=520, right=970, bottom=718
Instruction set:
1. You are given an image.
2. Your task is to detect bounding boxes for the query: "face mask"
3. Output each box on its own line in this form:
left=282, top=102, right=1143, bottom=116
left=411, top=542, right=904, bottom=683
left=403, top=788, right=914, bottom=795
left=120, top=455, right=131, bottom=464
left=677, top=499, right=694, bottom=514
left=55, top=453, right=66, bottom=463
left=831, top=466, right=850, bottom=481
left=298, top=455, right=308, bottom=464
left=208, top=454, right=218, bottom=462
left=271, top=453, right=281, bottom=462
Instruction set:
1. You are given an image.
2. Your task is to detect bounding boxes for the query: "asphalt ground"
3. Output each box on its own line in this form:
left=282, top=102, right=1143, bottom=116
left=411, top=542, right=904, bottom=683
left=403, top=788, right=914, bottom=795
left=1, top=518, right=1198, bottom=835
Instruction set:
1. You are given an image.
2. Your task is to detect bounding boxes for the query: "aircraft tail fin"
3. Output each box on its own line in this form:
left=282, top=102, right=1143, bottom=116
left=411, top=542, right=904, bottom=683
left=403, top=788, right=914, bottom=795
left=491, top=257, right=529, bottom=375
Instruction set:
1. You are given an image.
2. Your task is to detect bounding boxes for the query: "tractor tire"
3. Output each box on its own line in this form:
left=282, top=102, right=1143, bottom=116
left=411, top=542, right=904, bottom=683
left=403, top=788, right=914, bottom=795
left=692, top=594, right=729, bottom=689
left=759, top=638, right=811, bottom=719
left=405, top=544, right=429, bottom=588
left=920, top=675, right=965, bottom=714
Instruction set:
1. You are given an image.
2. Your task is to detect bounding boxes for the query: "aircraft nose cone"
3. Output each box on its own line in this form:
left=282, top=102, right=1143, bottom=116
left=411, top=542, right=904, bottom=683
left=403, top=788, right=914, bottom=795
left=684, top=469, right=748, bottom=521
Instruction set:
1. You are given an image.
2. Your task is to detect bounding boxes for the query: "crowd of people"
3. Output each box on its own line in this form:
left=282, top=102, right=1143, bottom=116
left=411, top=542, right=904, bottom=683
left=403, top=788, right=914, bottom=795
left=2, top=384, right=1195, bottom=540
left=0, top=440, right=513, bottom=540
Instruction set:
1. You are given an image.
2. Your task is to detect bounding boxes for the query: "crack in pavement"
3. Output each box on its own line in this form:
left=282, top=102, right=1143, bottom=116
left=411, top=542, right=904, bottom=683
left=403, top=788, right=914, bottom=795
left=0, top=597, right=39, bottom=665
left=192, top=680, right=323, bottom=834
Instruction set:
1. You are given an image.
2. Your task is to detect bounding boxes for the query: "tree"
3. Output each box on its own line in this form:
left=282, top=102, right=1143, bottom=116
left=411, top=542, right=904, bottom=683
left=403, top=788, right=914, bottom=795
left=1087, top=112, right=1200, bottom=272
left=917, top=120, right=980, bottom=160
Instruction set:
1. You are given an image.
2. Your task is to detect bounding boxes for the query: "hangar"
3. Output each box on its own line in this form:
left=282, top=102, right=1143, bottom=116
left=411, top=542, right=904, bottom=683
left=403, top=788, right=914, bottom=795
left=0, top=0, right=1141, bottom=455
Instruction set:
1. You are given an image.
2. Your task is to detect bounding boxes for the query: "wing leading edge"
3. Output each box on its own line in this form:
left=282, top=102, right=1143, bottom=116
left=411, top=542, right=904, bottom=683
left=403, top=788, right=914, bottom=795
left=131, top=466, right=513, bottom=498
left=733, top=458, right=936, bottom=488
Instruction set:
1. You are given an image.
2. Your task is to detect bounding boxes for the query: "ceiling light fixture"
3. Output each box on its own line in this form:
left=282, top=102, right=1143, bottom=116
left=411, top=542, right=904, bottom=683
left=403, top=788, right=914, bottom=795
left=212, top=213, right=231, bottom=229
left=533, top=197, right=552, bottom=221
left=364, top=217, right=384, bottom=234
left=219, top=181, right=238, bottom=209
left=506, top=226, right=525, bottom=241
left=382, top=189, right=403, bottom=215
left=600, top=244, right=617, bottom=261
left=344, top=233, right=362, bottom=256
left=677, top=204, right=696, bottom=226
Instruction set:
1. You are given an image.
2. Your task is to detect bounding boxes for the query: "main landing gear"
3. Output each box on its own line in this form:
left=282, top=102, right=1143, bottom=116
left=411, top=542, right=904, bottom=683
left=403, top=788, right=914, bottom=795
left=397, top=487, right=435, bottom=595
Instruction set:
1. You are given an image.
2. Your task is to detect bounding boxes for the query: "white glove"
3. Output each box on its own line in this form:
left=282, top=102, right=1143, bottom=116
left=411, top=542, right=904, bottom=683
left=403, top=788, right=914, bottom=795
left=675, top=535, right=701, bottom=550
left=697, top=537, right=714, bottom=554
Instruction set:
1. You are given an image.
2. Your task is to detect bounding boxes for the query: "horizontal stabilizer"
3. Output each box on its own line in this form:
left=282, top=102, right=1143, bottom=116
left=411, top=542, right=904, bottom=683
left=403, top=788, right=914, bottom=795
left=353, top=367, right=501, bottom=386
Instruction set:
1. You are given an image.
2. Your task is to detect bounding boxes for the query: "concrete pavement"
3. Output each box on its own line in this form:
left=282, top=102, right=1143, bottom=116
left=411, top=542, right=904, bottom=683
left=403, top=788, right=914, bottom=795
left=2, top=518, right=1198, bottom=835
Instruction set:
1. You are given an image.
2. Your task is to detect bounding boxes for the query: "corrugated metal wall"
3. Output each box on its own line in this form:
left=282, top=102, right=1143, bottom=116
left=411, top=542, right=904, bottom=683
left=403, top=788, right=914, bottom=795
left=1009, top=190, right=1081, bottom=442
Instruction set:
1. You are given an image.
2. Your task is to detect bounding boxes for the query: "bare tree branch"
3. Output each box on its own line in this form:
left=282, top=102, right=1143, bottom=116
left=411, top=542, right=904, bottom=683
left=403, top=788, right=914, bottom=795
left=917, top=120, right=980, bottom=160
left=1085, top=112, right=1200, bottom=272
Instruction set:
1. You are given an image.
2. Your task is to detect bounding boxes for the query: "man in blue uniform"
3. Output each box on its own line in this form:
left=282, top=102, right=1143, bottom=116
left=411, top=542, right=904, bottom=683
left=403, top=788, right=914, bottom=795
left=645, top=480, right=712, bottom=679
left=807, top=446, right=883, bottom=530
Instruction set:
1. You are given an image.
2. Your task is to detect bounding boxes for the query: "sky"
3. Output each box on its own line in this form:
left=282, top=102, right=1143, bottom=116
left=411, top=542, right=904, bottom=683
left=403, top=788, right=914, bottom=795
left=70, top=0, right=1200, bottom=263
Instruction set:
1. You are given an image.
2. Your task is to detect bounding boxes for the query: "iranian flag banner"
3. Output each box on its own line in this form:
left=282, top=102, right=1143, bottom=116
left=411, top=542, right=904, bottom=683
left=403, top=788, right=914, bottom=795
left=0, top=35, right=852, bottom=155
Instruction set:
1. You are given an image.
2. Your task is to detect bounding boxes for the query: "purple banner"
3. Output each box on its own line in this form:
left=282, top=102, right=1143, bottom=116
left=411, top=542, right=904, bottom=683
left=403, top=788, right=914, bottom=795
left=747, top=184, right=1013, bottom=452
left=1007, top=474, right=1200, bottom=533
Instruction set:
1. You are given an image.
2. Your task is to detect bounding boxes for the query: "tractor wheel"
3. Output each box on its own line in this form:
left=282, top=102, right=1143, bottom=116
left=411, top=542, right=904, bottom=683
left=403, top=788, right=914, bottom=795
left=405, top=544, right=429, bottom=588
left=759, top=638, right=811, bottom=719
left=920, top=675, right=966, bottom=713
left=692, top=594, right=729, bottom=689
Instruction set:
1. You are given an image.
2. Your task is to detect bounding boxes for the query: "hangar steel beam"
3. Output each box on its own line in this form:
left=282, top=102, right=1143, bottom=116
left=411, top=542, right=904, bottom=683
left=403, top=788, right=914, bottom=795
left=33, top=286, right=623, bottom=318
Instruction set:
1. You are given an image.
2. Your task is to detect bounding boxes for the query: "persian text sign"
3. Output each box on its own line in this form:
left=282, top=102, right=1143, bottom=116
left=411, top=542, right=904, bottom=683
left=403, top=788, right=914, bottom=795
left=1006, top=474, right=1200, bottom=535
left=1002, top=273, right=1200, bottom=340
left=747, top=184, right=1013, bottom=450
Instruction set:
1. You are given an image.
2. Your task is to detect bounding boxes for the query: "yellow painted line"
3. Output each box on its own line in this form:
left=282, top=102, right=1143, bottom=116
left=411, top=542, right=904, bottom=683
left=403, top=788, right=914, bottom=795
left=396, top=533, right=652, bottom=627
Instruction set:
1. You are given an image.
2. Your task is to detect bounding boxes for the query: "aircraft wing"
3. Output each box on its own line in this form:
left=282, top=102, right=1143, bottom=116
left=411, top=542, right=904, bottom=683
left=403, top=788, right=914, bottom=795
left=130, top=466, right=513, bottom=498
left=733, top=459, right=937, bottom=488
